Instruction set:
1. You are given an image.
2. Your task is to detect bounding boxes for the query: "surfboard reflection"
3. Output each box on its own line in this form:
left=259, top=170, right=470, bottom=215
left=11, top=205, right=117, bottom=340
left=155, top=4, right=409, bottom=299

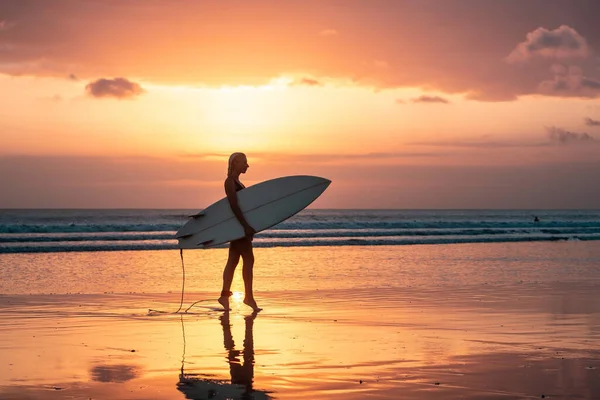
left=177, top=312, right=271, bottom=400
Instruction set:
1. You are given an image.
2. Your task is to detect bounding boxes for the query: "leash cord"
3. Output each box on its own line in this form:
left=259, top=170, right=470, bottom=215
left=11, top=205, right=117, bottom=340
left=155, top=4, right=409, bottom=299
left=148, top=248, right=209, bottom=314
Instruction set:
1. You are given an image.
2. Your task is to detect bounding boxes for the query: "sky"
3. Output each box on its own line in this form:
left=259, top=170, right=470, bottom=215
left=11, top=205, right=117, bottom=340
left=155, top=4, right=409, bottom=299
left=1, top=0, right=600, bottom=209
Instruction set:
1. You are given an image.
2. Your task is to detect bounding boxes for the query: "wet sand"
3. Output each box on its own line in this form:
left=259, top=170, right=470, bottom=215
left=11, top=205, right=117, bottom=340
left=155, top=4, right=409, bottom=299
left=1, top=242, right=600, bottom=399
left=0, top=283, right=599, bottom=399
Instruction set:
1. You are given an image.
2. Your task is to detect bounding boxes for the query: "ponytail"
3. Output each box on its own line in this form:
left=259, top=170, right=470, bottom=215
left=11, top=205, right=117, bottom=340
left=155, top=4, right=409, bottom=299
left=227, top=152, right=244, bottom=177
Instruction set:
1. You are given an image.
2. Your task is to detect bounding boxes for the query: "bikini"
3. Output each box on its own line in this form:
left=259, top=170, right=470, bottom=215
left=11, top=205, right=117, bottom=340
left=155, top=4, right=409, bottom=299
left=234, top=179, right=245, bottom=192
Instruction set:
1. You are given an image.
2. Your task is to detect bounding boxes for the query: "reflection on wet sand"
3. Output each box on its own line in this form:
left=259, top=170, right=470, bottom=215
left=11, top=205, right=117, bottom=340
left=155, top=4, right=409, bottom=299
left=90, top=364, right=139, bottom=383
left=178, top=311, right=271, bottom=400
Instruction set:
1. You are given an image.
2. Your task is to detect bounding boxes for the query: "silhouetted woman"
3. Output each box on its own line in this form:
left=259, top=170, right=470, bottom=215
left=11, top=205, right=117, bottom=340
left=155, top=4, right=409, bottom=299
left=218, top=152, right=261, bottom=312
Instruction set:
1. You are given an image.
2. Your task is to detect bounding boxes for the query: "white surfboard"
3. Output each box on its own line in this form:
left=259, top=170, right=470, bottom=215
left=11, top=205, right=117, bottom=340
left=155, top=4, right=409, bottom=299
left=176, top=175, right=331, bottom=249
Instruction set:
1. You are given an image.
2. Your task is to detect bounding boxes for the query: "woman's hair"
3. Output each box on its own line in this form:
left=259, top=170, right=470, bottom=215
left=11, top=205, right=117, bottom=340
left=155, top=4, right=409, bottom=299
left=227, top=152, right=245, bottom=176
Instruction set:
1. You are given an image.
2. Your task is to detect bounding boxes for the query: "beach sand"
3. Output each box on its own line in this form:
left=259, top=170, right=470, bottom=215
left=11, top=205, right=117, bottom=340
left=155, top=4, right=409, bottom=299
left=1, top=242, right=600, bottom=399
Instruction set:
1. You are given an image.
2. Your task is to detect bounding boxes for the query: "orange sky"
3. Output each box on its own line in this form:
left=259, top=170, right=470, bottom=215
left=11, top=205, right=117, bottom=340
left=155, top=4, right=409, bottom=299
left=1, top=0, right=600, bottom=208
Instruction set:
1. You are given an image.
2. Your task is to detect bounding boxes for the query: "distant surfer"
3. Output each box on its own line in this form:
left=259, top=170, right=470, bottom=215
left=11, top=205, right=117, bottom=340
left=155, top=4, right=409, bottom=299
left=218, top=152, right=262, bottom=312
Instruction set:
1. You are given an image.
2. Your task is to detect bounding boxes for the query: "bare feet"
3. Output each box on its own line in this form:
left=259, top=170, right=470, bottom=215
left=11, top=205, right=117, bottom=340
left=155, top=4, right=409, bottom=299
left=243, top=297, right=262, bottom=312
left=217, top=296, right=230, bottom=311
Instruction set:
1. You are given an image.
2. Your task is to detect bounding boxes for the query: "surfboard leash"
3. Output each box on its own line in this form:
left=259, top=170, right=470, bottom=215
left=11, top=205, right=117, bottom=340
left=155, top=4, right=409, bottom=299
left=148, top=248, right=210, bottom=314
left=174, top=248, right=185, bottom=313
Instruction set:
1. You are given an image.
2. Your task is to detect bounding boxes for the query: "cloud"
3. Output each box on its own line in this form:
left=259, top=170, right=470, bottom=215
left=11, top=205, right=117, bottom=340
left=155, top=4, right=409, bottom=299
left=90, top=365, right=139, bottom=383
left=411, top=95, right=450, bottom=104
left=409, top=140, right=545, bottom=149
left=0, top=19, right=14, bottom=31
left=184, top=151, right=445, bottom=164
left=506, top=25, right=589, bottom=63
left=539, top=65, right=600, bottom=97
left=585, top=117, right=600, bottom=127
left=546, top=126, right=596, bottom=144
left=373, top=60, right=390, bottom=69
left=2, top=154, right=600, bottom=209
left=319, top=29, right=338, bottom=36
left=85, top=77, right=145, bottom=99
left=45, top=94, right=63, bottom=103
left=582, top=77, right=600, bottom=90
left=2, top=2, right=600, bottom=101
left=68, top=73, right=78, bottom=81
left=294, top=77, right=322, bottom=86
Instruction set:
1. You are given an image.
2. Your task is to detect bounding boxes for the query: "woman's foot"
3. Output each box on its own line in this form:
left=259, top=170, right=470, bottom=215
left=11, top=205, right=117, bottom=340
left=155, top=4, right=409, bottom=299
left=218, top=296, right=230, bottom=311
left=243, top=297, right=262, bottom=312
left=218, top=290, right=232, bottom=311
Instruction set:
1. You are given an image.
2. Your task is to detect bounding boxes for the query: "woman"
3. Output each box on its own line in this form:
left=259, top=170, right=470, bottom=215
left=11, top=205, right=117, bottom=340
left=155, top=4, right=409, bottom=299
left=217, top=152, right=261, bottom=312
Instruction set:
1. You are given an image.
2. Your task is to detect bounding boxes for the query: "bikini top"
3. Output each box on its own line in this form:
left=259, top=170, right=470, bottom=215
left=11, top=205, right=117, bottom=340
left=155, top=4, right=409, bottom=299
left=234, top=179, right=245, bottom=192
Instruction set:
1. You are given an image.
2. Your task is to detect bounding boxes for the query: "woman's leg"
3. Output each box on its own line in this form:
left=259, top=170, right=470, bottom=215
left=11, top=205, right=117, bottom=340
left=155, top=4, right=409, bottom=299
left=218, top=244, right=241, bottom=310
left=239, top=239, right=262, bottom=311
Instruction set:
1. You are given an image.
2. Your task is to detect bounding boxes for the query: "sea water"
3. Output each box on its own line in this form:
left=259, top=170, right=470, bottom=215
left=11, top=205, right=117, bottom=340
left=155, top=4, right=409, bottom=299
left=0, top=209, right=599, bottom=253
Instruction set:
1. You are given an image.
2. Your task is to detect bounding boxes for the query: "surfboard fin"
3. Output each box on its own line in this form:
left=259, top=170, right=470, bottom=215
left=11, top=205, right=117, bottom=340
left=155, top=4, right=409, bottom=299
left=200, top=239, right=214, bottom=248
left=187, top=210, right=206, bottom=219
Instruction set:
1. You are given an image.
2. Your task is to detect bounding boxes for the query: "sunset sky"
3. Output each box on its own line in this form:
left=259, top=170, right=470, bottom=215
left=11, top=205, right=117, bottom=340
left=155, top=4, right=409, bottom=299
left=1, top=0, right=600, bottom=208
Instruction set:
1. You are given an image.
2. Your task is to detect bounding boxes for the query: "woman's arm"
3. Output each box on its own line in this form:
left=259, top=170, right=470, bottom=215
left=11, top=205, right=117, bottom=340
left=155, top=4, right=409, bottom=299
left=225, top=178, right=255, bottom=236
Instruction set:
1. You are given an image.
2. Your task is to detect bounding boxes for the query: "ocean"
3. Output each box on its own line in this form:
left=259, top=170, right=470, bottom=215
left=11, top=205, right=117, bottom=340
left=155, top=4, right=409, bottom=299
left=1, top=209, right=599, bottom=253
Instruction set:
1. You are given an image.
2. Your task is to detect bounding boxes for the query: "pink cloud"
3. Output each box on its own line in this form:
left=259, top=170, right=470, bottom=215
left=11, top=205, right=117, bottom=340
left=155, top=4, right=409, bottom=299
left=294, top=77, right=322, bottom=86
left=585, top=117, right=600, bottom=127
left=0, top=20, right=14, bottom=31
left=319, top=29, right=338, bottom=36
left=373, top=60, right=389, bottom=69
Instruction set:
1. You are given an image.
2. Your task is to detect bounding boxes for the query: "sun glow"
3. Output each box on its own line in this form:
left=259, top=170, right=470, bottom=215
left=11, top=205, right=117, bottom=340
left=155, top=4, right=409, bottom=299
left=201, top=84, right=292, bottom=152
left=231, top=291, right=244, bottom=305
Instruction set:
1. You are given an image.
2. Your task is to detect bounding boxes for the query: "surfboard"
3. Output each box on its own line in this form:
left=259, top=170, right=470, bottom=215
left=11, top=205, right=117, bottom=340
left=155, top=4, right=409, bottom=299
left=176, top=175, right=331, bottom=249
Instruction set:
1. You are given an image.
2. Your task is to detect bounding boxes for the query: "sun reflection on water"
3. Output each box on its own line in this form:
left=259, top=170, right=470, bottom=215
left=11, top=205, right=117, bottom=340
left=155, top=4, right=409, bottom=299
left=231, top=291, right=244, bottom=305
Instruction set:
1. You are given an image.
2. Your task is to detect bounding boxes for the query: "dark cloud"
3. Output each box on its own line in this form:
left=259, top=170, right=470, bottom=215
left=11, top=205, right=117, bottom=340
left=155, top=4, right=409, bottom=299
left=411, top=95, right=450, bottom=104
left=538, top=65, right=600, bottom=97
left=585, top=117, right=600, bottom=127
left=506, top=25, right=589, bottom=63
left=68, top=73, right=78, bottom=81
left=547, top=126, right=596, bottom=144
left=85, top=77, right=145, bottom=99
left=582, top=77, right=600, bottom=90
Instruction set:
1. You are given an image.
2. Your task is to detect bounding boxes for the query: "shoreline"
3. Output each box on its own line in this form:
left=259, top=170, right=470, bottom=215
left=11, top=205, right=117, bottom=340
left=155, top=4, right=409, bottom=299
left=2, top=235, right=600, bottom=254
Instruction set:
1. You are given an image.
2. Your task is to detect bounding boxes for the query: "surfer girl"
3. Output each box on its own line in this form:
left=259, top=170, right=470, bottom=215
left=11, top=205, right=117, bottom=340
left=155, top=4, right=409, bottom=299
left=218, top=152, right=262, bottom=312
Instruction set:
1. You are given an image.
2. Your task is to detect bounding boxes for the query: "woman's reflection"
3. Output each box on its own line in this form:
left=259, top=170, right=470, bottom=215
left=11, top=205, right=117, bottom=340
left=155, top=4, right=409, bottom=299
left=178, top=311, right=270, bottom=400
left=222, top=311, right=257, bottom=394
